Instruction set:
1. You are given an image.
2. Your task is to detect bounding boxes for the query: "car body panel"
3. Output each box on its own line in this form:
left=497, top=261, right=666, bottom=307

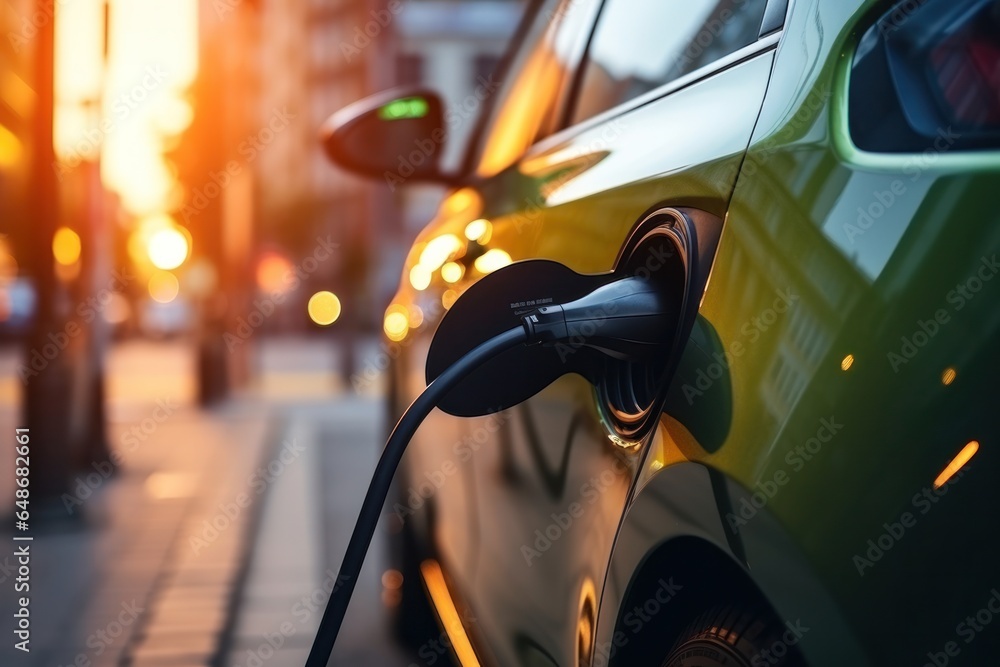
left=594, top=457, right=871, bottom=667
left=393, top=45, right=776, bottom=665
left=619, top=0, right=1000, bottom=664
left=388, top=0, right=1000, bottom=665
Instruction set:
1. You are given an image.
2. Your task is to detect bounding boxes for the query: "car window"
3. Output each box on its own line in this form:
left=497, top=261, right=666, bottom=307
left=471, top=0, right=600, bottom=178
left=571, top=0, right=769, bottom=124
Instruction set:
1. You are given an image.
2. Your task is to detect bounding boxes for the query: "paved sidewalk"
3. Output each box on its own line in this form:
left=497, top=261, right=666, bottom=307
left=224, top=416, right=323, bottom=667
left=0, top=337, right=414, bottom=667
left=225, top=393, right=413, bottom=667
left=0, top=342, right=276, bottom=667
left=126, top=402, right=284, bottom=667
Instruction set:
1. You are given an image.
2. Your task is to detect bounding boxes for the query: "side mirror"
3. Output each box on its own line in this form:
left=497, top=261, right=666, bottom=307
left=320, top=87, right=454, bottom=185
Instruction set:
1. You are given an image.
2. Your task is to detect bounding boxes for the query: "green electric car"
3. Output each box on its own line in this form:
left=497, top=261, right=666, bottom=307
left=323, top=0, right=1000, bottom=664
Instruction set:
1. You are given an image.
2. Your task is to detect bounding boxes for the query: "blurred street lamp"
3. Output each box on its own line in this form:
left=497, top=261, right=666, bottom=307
left=148, top=226, right=189, bottom=270
left=307, top=291, right=342, bottom=326
left=53, top=226, right=83, bottom=282
left=52, top=226, right=82, bottom=266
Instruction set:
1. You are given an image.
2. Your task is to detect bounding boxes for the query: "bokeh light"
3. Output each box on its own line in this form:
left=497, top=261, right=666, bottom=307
left=464, top=218, right=491, bottom=243
left=257, top=252, right=293, bottom=294
left=53, top=227, right=82, bottom=266
left=307, top=291, right=342, bottom=326
left=384, top=305, right=409, bottom=342
left=148, top=271, right=179, bottom=303
left=409, top=264, right=432, bottom=291
left=148, top=227, right=190, bottom=270
left=129, top=213, right=174, bottom=268
left=441, top=262, right=464, bottom=284
left=474, top=248, right=511, bottom=274
left=419, top=234, right=462, bottom=271
left=442, top=187, right=481, bottom=217
left=933, top=440, right=979, bottom=489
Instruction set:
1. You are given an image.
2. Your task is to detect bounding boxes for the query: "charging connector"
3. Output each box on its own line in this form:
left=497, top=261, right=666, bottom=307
left=522, top=277, right=674, bottom=361
left=306, top=275, right=674, bottom=667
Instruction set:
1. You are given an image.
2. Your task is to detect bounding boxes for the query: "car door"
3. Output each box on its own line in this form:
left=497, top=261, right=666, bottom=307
left=389, top=0, right=786, bottom=664
left=675, top=0, right=1000, bottom=664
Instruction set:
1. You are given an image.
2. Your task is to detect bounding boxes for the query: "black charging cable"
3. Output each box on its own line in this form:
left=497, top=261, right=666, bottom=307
left=304, top=326, right=526, bottom=667
left=305, top=276, right=673, bottom=667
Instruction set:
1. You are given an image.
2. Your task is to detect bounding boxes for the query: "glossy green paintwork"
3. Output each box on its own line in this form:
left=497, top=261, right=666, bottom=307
left=394, top=51, right=775, bottom=667
left=388, top=0, right=1000, bottom=664
left=696, top=0, right=1000, bottom=664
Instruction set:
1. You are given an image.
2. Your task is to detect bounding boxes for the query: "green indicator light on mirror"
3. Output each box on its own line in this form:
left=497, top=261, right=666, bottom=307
left=378, top=97, right=429, bottom=120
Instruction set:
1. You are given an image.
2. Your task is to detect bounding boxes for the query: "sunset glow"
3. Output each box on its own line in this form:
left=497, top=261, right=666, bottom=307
left=55, top=0, right=199, bottom=215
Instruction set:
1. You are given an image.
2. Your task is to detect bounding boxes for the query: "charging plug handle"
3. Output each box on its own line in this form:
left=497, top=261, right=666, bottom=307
left=522, top=276, right=675, bottom=361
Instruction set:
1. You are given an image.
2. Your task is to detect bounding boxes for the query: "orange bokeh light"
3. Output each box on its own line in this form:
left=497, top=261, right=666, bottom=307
left=933, top=441, right=980, bottom=489
left=256, top=252, right=293, bottom=294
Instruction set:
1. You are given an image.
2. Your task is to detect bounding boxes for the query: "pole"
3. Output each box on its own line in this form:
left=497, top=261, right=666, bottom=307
left=22, top=0, right=72, bottom=505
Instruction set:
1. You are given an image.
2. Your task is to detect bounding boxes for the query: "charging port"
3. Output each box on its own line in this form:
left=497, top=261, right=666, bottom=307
left=596, top=215, right=688, bottom=444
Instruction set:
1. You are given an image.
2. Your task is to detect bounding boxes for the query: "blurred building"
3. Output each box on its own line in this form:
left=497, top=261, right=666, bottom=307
left=392, top=0, right=524, bottom=236
left=257, top=0, right=371, bottom=247
left=248, top=0, right=376, bottom=340
left=250, top=0, right=523, bottom=325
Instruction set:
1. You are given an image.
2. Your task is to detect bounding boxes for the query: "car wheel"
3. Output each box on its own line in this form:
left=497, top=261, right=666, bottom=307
left=661, top=605, right=805, bottom=667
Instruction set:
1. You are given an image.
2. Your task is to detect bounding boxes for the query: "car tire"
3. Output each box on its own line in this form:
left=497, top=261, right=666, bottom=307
left=660, top=605, right=805, bottom=667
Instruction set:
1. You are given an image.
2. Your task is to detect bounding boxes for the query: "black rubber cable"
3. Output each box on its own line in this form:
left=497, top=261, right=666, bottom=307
left=305, top=325, right=527, bottom=667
